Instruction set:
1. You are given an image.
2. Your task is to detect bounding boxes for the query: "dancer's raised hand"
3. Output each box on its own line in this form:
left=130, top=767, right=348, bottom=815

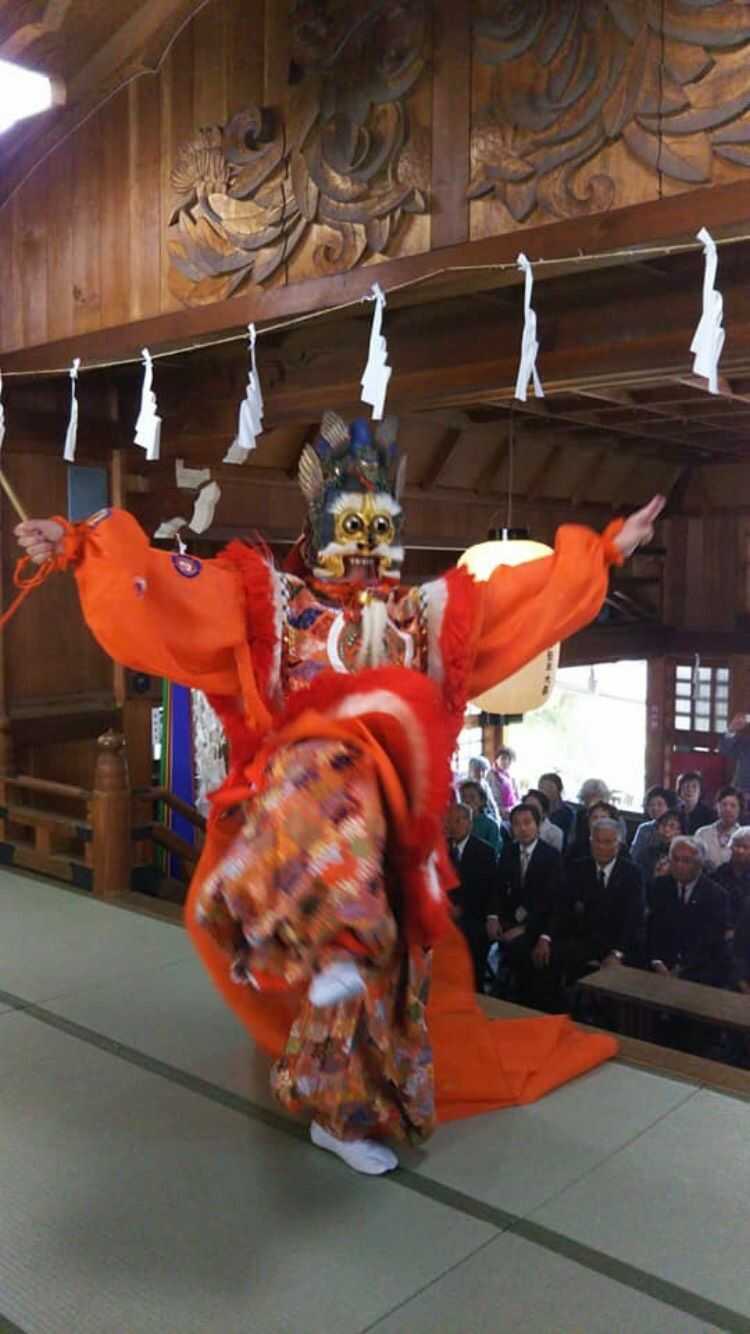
left=613, top=495, right=666, bottom=559
left=15, top=520, right=64, bottom=565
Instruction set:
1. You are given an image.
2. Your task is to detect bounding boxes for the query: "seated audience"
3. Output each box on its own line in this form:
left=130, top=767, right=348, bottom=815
left=720, top=713, right=750, bottom=797
left=486, top=745, right=520, bottom=819
left=579, top=799, right=630, bottom=858
left=567, top=778, right=613, bottom=861
left=489, top=802, right=563, bottom=1004
left=676, top=770, right=715, bottom=836
left=733, top=895, right=750, bottom=995
left=530, top=818, right=646, bottom=1010
left=647, top=836, right=730, bottom=987
left=538, top=772, right=575, bottom=849
left=633, top=808, right=684, bottom=883
left=458, top=779, right=503, bottom=854
left=523, top=788, right=564, bottom=854
left=694, top=785, right=743, bottom=871
left=467, top=756, right=501, bottom=819
left=445, top=801, right=498, bottom=990
left=630, top=786, right=679, bottom=867
left=712, top=826, right=750, bottom=929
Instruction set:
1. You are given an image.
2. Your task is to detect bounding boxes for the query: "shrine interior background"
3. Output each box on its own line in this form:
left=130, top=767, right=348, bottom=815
left=3, top=0, right=750, bottom=884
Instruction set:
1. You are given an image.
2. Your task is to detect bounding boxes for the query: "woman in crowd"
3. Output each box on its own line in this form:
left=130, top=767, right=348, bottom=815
left=466, top=755, right=502, bottom=823
left=458, top=779, right=504, bottom=855
left=629, top=786, right=679, bottom=866
left=567, top=780, right=614, bottom=861
left=695, top=785, right=743, bottom=870
left=538, top=772, right=575, bottom=849
left=487, top=746, right=520, bottom=818
left=640, top=808, right=685, bottom=885
left=676, top=771, right=715, bottom=836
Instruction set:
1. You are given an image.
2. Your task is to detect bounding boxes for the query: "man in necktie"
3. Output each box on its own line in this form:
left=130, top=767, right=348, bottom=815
left=648, top=836, right=730, bottom=986
left=528, top=818, right=645, bottom=1011
left=444, top=802, right=497, bottom=990
left=490, top=803, right=563, bottom=1004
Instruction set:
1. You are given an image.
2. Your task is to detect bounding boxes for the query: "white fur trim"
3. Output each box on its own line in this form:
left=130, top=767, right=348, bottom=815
left=326, top=607, right=414, bottom=673
left=425, top=851, right=442, bottom=902
left=421, top=577, right=449, bottom=684
left=268, top=565, right=286, bottom=704
left=328, top=491, right=402, bottom=518
left=357, top=599, right=389, bottom=669
left=332, top=689, right=427, bottom=809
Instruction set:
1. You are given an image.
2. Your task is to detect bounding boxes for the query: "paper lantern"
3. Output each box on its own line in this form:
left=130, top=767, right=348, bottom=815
left=458, top=528, right=559, bottom=716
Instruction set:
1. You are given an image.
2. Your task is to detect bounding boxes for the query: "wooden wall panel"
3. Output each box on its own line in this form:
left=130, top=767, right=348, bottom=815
left=46, top=138, right=75, bottom=343
left=128, top=76, right=163, bottom=325
left=0, top=451, right=113, bottom=709
left=663, top=514, right=740, bottom=634
left=4, top=2, right=750, bottom=354
left=72, top=115, right=103, bottom=336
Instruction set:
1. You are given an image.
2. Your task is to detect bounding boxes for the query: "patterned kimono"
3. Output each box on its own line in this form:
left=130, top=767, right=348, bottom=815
left=55, top=506, right=624, bottom=1139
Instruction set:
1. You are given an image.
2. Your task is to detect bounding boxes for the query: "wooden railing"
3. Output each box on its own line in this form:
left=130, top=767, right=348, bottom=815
left=0, top=730, right=130, bottom=896
left=133, top=785, right=206, bottom=887
left=0, top=729, right=207, bottom=900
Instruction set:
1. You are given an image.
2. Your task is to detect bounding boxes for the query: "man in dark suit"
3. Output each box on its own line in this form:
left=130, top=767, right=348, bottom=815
left=647, top=836, right=731, bottom=987
left=445, top=801, right=497, bottom=990
left=543, top=818, right=646, bottom=1000
left=489, top=802, right=563, bottom=1004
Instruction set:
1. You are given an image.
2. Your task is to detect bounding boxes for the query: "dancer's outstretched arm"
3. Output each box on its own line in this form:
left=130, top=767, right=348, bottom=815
left=466, top=496, right=665, bottom=699
left=15, top=508, right=250, bottom=701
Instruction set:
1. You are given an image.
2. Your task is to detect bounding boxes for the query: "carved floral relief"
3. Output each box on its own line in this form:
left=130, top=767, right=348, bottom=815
left=470, top=0, right=750, bottom=222
left=168, top=0, right=430, bottom=306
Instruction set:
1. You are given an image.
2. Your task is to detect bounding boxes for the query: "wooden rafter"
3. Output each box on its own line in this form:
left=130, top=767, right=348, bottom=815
left=525, top=444, right=559, bottom=501
left=420, top=428, right=464, bottom=490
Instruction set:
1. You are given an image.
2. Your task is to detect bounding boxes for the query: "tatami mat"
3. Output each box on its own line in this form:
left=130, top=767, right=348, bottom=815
left=1, top=870, right=749, bottom=1334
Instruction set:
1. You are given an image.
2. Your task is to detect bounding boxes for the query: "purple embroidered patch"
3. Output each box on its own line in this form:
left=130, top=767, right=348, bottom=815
left=171, top=553, right=202, bottom=579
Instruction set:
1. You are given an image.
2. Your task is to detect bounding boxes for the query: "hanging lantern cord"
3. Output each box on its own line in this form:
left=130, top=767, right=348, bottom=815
left=506, top=408, right=515, bottom=531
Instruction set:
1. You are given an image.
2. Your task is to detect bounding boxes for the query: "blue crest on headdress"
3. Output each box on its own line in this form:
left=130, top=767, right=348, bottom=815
left=311, top=411, right=400, bottom=499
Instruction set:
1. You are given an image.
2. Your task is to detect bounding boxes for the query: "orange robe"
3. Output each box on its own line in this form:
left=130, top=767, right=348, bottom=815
left=62, top=508, right=621, bottom=1121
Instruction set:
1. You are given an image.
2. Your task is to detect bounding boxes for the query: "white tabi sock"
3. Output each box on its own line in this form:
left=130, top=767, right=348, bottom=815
left=308, top=960, right=366, bottom=1008
left=310, top=1122, right=399, bottom=1175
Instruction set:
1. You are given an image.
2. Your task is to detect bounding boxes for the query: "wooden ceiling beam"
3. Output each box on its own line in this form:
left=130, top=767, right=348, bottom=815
left=473, top=439, right=510, bottom=496
left=0, top=0, right=211, bottom=205
left=9, top=179, right=750, bottom=376
left=525, top=445, right=559, bottom=501
left=571, top=447, right=610, bottom=507
left=419, top=428, right=464, bottom=490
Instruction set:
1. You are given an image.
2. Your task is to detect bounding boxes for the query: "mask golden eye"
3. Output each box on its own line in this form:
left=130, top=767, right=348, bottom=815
left=342, top=513, right=365, bottom=536
left=371, top=515, right=393, bottom=540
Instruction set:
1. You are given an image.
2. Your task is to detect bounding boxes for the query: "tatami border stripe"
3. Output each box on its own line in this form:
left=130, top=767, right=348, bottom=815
left=2, top=984, right=749, bottom=1332
left=0, top=1312, right=31, bottom=1334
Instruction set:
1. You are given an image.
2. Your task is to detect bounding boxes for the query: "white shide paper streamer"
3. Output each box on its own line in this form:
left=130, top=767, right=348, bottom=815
left=176, top=459, right=211, bottom=490
left=224, top=323, right=263, bottom=464
left=361, top=283, right=391, bottom=420
left=690, top=227, right=725, bottom=396
left=514, top=252, right=544, bottom=402
left=154, top=481, right=221, bottom=544
left=134, top=348, right=162, bottom=461
left=63, top=357, right=81, bottom=462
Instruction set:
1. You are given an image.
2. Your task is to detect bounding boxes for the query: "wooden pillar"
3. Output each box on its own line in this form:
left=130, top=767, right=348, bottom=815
left=645, top=658, right=668, bottom=789
left=89, top=730, right=131, bottom=898
left=0, top=716, right=15, bottom=777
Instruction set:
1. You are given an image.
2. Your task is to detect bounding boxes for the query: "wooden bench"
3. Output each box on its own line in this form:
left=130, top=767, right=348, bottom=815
left=576, top=965, right=750, bottom=1045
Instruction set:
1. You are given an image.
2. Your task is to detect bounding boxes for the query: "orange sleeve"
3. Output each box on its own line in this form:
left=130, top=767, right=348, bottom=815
left=467, top=520, right=624, bottom=699
left=62, top=509, right=247, bottom=696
